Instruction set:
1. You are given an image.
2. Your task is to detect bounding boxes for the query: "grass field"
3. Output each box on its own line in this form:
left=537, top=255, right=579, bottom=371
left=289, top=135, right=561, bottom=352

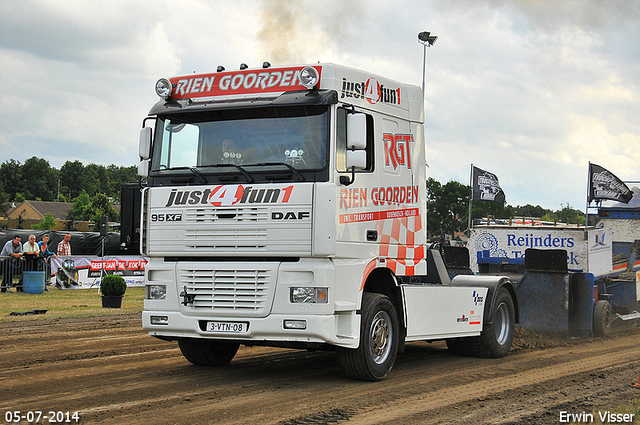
left=0, top=286, right=144, bottom=323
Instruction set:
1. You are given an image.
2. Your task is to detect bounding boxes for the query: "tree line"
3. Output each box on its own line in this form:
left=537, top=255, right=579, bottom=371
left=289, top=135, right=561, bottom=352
left=427, top=177, right=586, bottom=239
left=0, top=157, right=138, bottom=230
left=0, top=157, right=585, bottom=235
left=0, top=157, right=137, bottom=202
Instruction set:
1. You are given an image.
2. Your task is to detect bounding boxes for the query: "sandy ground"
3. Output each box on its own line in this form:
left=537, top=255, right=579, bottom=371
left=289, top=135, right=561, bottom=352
left=1, top=314, right=639, bottom=424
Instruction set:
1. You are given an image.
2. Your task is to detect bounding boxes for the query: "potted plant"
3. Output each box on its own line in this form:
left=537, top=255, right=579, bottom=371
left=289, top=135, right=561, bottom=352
left=100, top=274, right=127, bottom=308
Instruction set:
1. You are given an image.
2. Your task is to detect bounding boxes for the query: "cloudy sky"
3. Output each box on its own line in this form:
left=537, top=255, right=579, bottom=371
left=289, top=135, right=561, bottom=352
left=1, top=0, right=638, bottom=210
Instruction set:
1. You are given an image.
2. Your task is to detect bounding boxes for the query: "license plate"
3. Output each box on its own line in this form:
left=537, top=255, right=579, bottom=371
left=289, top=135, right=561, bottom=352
left=205, top=321, right=249, bottom=333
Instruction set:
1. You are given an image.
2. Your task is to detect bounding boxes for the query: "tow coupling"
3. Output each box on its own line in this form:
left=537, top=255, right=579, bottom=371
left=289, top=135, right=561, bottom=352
left=180, top=286, right=196, bottom=306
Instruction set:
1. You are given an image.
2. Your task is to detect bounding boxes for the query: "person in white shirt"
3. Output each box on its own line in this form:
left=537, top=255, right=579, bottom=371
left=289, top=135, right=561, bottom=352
left=23, top=234, right=40, bottom=272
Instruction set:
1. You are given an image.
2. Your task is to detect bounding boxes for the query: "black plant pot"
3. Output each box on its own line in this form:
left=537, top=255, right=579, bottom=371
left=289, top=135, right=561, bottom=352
left=101, top=295, right=123, bottom=308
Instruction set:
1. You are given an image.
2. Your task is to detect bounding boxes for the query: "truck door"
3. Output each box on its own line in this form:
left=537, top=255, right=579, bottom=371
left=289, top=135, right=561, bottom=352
left=375, top=118, right=421, bottom=275
left=335, top=107, right=377, bottom=258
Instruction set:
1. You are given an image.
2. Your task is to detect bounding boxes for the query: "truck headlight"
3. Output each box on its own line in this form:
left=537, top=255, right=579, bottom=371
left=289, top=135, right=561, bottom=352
left=146, top=285, right=167, bottom=300
left=283, top=320, right=307, bottom=330
left=155, top=78, right=172, bottom=99
left=290, top=287, right=328, bottom=303
left=300, top=66, right=319, bottom=89
left=150, top=315, right=169, bottom=325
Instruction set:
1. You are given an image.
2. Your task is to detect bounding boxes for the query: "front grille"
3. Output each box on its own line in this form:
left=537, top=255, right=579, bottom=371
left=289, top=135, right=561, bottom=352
left=184, top=228, right=268, bottom=249
left=183, top=206, right=269, bottom=251
left=180, top=267, right=273, bottom=316
left=184, top=207, right=268, bottom=223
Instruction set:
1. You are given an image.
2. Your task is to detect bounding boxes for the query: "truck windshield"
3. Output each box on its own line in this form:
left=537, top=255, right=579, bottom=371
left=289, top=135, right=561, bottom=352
left=151, top=105, right=328, bottom=174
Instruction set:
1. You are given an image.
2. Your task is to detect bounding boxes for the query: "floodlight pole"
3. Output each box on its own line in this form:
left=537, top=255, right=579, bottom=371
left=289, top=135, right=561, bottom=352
left=419, top=31, right=439, bottom=239
left=418, top=31, right=438, bottom=96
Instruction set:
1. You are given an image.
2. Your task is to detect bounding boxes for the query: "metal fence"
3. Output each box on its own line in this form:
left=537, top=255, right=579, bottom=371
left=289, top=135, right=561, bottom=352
left=1, top=255, right=52, bottom=292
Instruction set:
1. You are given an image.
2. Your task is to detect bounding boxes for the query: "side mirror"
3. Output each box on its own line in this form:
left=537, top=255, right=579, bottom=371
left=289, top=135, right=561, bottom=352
left=347, top=113, right=367, bottom=149
left=139, top=127, right=152, bottom=160
left=138, top=159, right=150, bottom=178
left=341, top=113, right=367, bottom=186
left=346, top=150, right=367, bottom=170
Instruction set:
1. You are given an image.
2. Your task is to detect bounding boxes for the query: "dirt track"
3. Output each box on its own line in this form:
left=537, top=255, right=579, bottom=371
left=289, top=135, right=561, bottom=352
left=1, top=314, right=639, bottom=425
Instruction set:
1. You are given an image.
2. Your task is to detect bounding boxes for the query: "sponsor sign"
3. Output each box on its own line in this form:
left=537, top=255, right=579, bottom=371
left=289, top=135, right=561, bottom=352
left=87, top=258, right=147, bottom=278
left=339, top=186, right=419, bottom=211
left=469, top=227, right=613, bottom=276
left=50, top=256, right=149, bottom=287
left=340, top=77, right=401, bottom=106
left=164, top=185, right=295, bottom=207
left=170, top=66, right=322, bottom=99
left=339, top=208, right=419, bottom=224
left=587, top=228, right=613, bottom=276
left=383, top=133, right=414, bottom=169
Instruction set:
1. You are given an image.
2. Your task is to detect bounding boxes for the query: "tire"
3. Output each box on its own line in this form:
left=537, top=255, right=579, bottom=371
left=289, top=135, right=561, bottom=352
left=337, top=293, right=399, bottom=381
left=446, top=287, right=515, bottom=358
left=178, top=339, right=240, bottom=366
left=593, top=300, right=612, bottom=337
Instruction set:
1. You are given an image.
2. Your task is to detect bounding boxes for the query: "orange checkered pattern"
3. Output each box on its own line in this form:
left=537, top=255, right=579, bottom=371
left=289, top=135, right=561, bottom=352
left=376, top=213, right=426, bottom=276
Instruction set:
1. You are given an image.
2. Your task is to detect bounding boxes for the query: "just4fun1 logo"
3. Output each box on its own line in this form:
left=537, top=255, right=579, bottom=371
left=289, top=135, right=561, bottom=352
left=164, top=185, right=294, bottom=207
left=340, top=77, right=401, bottom=105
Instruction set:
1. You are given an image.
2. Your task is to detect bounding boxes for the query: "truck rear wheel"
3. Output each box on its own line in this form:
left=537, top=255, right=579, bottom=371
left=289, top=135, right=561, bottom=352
left=337, top=293, right=399, bottom=381
left=178, top=339, right=240, bottom=366
left=446, top=286, right=515, bottom=358
left=593, top=300, right=612, bottom=337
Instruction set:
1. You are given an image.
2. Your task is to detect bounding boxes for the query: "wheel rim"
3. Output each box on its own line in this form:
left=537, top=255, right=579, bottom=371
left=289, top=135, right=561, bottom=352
left=369, top=311, right=392, bottom=364
left=494, top=302, right=512, bottom=345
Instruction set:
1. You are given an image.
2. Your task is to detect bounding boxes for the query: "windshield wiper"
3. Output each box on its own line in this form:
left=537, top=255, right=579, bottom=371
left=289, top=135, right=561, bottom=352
left=160, top=165, right=254, bottom=184
left=159, top=166, right=208, bottom=184
left=252, top=163, right=305, bottom=181
left=198, top=164, right=255, bottom=183
left=189, top=167, right=207, bottom=184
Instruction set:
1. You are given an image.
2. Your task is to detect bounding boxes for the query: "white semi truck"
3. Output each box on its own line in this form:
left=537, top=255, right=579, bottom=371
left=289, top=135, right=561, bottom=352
left=138, top=63, right=518, bottom=380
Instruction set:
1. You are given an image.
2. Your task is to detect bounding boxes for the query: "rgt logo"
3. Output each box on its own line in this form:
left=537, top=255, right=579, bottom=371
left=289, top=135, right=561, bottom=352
left=383, top=133, right=414, bottom=169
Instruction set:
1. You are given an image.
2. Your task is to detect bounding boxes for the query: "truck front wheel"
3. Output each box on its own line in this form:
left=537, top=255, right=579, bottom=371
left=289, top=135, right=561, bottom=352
left=178, top=339, right=240, bottom=366
left=337, top=293, right=399, bottom=381
left=447, top=286, right=515, bottom=358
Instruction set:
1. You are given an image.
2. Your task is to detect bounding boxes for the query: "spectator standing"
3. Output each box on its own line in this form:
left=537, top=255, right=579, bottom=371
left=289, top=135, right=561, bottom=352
left=57, top=233, right=72, bottom=256
left=1, top=235, right=23, bottom=292
left=23, top=234, right=40, bottom=271
left=23, top=235, right=39, bottom=253
left=39, top=234, right=57, bottom=282
left=38, top=234, right=57, bottom=259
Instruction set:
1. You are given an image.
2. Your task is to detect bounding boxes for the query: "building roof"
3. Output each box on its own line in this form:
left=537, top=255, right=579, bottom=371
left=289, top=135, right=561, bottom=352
left=5, top=200, right=120, bottom=220
left=7, top=200, right=73, bottom=220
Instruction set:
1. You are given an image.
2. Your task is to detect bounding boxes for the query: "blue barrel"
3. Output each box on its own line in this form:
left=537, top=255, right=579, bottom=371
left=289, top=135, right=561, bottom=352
left=23, top=271, right=45, bottom=294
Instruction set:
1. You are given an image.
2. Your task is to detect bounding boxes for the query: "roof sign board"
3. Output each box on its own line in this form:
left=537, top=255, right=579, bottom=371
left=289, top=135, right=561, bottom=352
left=169, top=66, right=322, bottom=99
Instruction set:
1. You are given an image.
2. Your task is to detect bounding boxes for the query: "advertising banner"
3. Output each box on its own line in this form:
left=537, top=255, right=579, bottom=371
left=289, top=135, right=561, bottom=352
left=469, top=227, right=612, bottom=276
left=50, top=256, right=149, bottom=287
left=587, top=228, right=613, bottom=276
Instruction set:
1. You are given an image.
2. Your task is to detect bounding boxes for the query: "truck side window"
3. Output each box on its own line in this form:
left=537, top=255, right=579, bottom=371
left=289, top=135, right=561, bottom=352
left=156, top=121, right=199, bottom=170
left=336, top=108, right=374, bottom=172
